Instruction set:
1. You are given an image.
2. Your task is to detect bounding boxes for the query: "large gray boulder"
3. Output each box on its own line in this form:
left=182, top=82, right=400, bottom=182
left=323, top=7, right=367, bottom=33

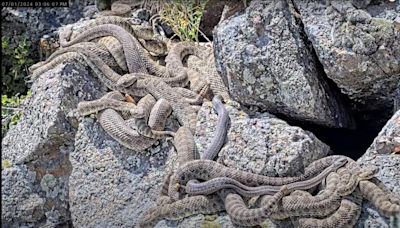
left=293, top=0, right=400, bottom=124
left=213, top=0, right=355, bottom=128
left=195, top=101, right=331, bottom=177
left=1, top=61, right=106, bottom=227
left=68, top=115, right=176, bottom=227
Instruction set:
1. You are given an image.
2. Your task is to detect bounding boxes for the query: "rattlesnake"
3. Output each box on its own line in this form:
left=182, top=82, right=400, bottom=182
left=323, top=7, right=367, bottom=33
left=185, top=157, right=347, bottom=197
left=116, top=75, right=199, bottom=134
left=220, top=186, right=288, bottom=227
left=293, top=188, right=364, bottom=228
left=61, top=23, right=171, bottom=77
left=94, top=92, right=172, bottom=151
left=60, top=24, right=148, bottom=74
left=97, top=0, right=144, bottom=17
left=69, top=16, right=154, bottom=41
left=28, top=45, right=122, bottom=90
left=165, top=42, right=210, bottom=93
left=75, top=16, right=167, bottom=55
left=168, top=155, right=359, bottom=201
left=28, top=42, right=119, bottom=73
left=201, top=95, right=229, bottom=160
left=139, top=157, right=350, bottom=227
left=359, top=180, right=400, bottom=217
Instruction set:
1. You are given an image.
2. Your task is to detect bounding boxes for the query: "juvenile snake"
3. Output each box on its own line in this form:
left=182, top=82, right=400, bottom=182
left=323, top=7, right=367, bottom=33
left=201, top=95, right=230, bottom=160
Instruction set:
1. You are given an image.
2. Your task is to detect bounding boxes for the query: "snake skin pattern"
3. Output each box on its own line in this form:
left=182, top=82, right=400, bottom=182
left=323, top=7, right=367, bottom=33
left=221, top=186, right=288, bottom=227
left=60, top=24, right=148, bottom=73
left=116, top=75, right=199, bottom=134
left=132, top=94, right=174, bottom=138
left=185, top=157, right=347, bottom=197
left=294, top=189, right=363, bottom=228
left=168, top=155, right=356, bottom=200
left=98, top=1, right=144, bottom=17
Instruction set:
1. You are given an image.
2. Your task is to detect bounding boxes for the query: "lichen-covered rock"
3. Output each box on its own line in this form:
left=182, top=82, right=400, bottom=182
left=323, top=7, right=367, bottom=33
left=213, top=0, right=354, bottom=128
left=2, top=62, right=105, bottom=164
left=68, top=114, right=178, bottom=227
left=293, top=0, right=400, bottom=124
left=196, top=101, right=331, bottom=177
left=2, top=165, right=45, bottom=227
left=357, top=110, right=400, bottom=227
left=1, top=61, right=105, bottom=227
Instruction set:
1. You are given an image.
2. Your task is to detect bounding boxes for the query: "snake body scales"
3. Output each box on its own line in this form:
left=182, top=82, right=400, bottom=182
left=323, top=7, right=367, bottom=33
left=185, top=157, right=347, bottom=197
left=168, top=155, right=357, bottom=200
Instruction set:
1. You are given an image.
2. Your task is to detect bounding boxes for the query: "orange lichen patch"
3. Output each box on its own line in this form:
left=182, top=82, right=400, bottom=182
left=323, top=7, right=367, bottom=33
left=125, top=94, right=135, bottom=103
left=70, top=117, right=79, bottom=127
left=395, top=147, right=400, bottom=153
left=48, top=164, right=64, bottom=177
left=228, top=72, right=235, bottom=81
left=42, top=151, right=59, bottom=162
left=30, top=167, right=45, bottom=179
left=44, top=199, right=56, bottom=209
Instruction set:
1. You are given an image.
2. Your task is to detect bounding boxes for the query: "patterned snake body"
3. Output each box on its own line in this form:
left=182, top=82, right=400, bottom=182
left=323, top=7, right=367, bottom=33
left=28, top=42, right=118, bottom=73
left=168, top=155, right=354, bottom=200
left=94, top=92, right=172, bottom=151
left=166, top=42, right=210, bottom=93
left=70, top=16, right=154, bottom=40
left=116, top=75, right=199, bottom=134
left=185, top=157, right=347, bottom=197
left=359, top=180, right=400, bottom=217
left=293, top=188, right=364, bottom=228
left=60, top=24, right=147, bottom=73
left=221, top=186, right=288, bottom=227
left=138, top=194, right=225, bottom=228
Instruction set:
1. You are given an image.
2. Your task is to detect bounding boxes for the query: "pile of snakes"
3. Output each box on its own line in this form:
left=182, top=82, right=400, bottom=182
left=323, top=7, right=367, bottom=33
left=27, top=14, right=399, bottom=228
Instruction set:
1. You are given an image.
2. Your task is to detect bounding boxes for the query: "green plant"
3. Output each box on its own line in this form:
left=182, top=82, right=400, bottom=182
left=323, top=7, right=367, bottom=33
left=2, top=34, right=35, bottom=96
left=1, top=91, right=31, bottom=137
left=158, top=0, right=210, bottom=43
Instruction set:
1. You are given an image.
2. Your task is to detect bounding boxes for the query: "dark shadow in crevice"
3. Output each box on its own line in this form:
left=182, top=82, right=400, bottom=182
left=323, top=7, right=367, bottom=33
left=297, top=122, right=383, bottom=160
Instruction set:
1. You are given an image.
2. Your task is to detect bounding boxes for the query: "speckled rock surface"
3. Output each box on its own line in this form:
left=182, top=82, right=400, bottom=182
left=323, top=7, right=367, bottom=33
left=293, top=0, right=400, bottom=124
left=68, top=114, right=178, bottom=227
left=196, top=101, right=331, bottom=177
left=2, top=165, right=46, bottom=227
left=356, top=110, right=400, bottom=227
left=213, top=0, right=354, bottom=128
left=1, top=61, right=104, bottom=227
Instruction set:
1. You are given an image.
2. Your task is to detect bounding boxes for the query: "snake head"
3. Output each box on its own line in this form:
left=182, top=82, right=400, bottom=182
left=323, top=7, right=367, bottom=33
left=333, top=157, right=348, bottom=171
left=116, top=74, right=139, bottom=88
left=357, top=166, right=378, bottom=180
left=59, top=28, right=73, bottom=41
